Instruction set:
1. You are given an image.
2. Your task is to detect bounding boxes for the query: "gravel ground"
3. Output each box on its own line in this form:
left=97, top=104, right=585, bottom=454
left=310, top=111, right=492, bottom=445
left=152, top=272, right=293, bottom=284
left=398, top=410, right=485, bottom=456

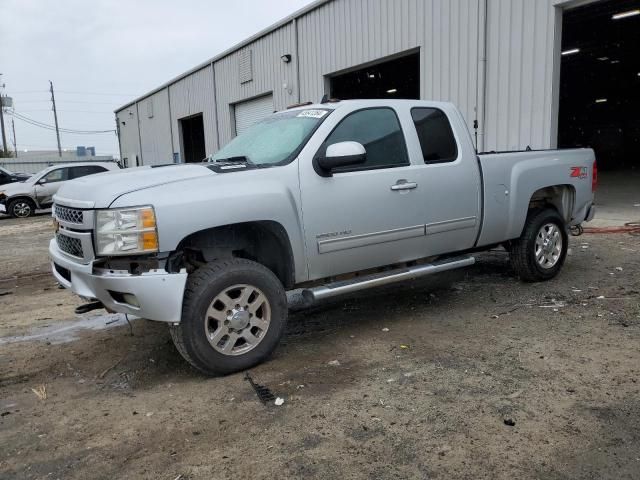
left=0, top=214, right=639, bottom=480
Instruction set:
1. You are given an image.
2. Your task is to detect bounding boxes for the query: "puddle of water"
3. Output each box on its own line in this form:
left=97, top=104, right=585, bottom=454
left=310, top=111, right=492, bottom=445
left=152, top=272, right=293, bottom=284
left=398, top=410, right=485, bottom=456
left=0, top=313, right=140, bottom=345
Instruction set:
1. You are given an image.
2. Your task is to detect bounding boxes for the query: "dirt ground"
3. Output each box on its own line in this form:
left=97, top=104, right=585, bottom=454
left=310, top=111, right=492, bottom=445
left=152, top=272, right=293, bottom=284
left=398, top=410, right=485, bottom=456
left=1, top=214, right=639, bottom=480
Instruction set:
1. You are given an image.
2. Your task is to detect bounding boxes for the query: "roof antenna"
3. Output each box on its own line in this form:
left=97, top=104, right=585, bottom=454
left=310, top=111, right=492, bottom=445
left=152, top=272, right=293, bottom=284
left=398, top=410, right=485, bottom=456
left=320, top=94, right=330, bottom=104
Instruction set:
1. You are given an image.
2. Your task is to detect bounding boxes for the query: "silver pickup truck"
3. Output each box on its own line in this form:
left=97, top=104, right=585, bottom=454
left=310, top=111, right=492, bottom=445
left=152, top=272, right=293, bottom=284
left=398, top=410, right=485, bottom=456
left=50, top=99, right=596, bottom=375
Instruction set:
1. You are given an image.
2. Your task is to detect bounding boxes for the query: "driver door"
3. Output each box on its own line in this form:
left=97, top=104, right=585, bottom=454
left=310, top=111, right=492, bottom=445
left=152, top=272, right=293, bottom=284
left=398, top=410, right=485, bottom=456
left=35, top=167, right=68, bottom=206
left=299, top=106, right=428, bottom=280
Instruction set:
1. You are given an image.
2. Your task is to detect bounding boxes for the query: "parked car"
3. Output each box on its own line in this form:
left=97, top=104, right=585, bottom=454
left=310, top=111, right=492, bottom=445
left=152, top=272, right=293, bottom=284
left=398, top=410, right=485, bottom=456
left=0, top=162, right=120, bottom=218
left=49, top=100, right=596, bottom=375
left=0, top=165, right=30, bottom=186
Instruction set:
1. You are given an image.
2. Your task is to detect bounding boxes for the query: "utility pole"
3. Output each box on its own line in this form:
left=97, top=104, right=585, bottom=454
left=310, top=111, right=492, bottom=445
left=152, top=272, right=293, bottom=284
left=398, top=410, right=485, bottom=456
left=11, top=119, right=17, bottom=157
left=0, top=97, right=7, bottom=156
left=49, top=80, right=62, bottom=157
left=0, top=74, right=6, bottom=156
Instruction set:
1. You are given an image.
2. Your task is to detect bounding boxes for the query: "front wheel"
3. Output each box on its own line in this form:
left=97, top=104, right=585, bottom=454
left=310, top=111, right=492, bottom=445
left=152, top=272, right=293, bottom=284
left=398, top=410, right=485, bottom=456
left=170, top=258, right=288, bottom=376
left=8, top=198, right=36, bottom=218
left=509, top=208, right=568, bottom=282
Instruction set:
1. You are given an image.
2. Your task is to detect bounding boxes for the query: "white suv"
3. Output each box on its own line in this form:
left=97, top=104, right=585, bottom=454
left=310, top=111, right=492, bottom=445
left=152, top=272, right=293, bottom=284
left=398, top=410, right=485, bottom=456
left=0, top=162, right=120, bottom=218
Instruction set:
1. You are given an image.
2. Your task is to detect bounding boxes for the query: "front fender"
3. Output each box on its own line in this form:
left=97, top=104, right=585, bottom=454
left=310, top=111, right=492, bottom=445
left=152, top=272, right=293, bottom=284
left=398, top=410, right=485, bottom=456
left=110, top=163, right=308, bottom=282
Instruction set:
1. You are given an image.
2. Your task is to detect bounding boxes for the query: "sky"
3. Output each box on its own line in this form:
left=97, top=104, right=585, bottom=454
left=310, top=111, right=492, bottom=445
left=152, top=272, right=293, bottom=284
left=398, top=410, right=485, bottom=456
left=0, top=0, right=315, bottom=158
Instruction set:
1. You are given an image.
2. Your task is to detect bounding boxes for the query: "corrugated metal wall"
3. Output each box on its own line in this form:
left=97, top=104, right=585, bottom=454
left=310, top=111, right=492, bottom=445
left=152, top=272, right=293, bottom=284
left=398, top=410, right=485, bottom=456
left=116, top=107, right=141, bottom=167
left=138, top=89, right=172, bottom=165
left=484, top=0, right=558, bottom=150
left=297, top=0, right=480, bottom=131
left=116, top=0, right=567, bottom=163
left=169, top=65, right=219, bottom=157
left=214, top=23, right=296, bottom=145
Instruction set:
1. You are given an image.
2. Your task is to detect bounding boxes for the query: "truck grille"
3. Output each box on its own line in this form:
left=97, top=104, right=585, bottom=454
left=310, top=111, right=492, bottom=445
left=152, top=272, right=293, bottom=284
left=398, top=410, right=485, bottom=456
left=56, top=233, right=84, bottom=258
left=54, top=204, right=84, bottom=224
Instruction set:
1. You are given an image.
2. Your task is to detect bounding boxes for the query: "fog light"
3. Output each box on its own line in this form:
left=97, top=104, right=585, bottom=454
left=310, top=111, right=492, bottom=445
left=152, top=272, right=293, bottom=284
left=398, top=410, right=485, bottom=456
left=122, top=293, right=140, bottom=308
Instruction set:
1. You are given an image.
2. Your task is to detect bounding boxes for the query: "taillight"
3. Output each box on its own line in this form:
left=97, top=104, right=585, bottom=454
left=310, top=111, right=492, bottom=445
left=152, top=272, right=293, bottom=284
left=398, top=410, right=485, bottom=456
left=592, top=160, right=598, bottom=192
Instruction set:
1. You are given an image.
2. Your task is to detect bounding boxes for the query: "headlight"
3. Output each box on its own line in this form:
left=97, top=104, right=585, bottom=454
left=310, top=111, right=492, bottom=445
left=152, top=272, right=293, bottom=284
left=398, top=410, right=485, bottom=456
left=95, top=206, right=158, bottom=256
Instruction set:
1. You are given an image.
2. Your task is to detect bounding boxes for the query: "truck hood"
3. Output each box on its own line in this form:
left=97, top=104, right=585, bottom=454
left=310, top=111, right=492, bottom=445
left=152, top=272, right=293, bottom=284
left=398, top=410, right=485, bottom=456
left=54, top=164, right=215, bottom=208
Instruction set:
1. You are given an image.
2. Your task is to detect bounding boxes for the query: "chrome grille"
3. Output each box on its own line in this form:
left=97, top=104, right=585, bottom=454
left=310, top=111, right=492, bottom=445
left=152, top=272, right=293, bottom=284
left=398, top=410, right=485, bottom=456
left=55, top=204, right=84, bottom=224
left=56, top=233, right=84, bottom=258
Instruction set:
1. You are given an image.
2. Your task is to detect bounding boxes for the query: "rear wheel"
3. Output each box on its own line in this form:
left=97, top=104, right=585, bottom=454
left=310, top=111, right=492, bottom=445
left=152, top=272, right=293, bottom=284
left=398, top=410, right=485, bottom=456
left=8, top=198, right=36, bottom=218
left=510, top=208, right=568, bottom=282
left=170, top=258, right=287, bottom=376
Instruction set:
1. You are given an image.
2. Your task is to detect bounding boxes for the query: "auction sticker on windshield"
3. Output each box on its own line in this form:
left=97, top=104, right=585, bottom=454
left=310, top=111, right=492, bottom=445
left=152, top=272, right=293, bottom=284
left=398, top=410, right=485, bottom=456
left=297, top=110, right=328, bottom=119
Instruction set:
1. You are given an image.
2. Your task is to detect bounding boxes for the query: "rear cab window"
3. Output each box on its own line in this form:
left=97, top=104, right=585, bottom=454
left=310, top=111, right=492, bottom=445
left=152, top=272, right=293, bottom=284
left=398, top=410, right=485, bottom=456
left=410, top=108, right=458, bottom=164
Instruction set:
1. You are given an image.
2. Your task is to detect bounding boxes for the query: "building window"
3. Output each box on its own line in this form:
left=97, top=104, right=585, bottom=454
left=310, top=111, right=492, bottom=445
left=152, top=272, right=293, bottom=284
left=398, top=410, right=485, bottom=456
left=239, top=49, right=253, bottom=84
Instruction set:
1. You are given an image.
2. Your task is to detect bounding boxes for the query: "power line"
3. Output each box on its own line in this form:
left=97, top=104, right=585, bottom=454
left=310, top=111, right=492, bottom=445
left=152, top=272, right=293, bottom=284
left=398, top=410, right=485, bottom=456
left=56, top=91, right=137, bottom=96
left=19, top=109, right=114, bottom=114
left=16, top=99, right=122, bottom=105
left=8, top=111, right=116, bottom=134
left=13, top=90, right=136, bottom=96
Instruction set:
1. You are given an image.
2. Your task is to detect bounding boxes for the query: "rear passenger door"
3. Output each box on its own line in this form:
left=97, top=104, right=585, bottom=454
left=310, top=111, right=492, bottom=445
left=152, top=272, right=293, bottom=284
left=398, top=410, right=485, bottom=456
left=405, top=106, right=482, bottom=255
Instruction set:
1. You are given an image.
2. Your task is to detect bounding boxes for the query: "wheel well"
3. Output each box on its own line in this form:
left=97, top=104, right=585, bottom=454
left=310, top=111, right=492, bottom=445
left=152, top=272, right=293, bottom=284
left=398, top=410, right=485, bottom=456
left=176, top=221, right=295, bottom=289
left=6, top=196, right=36, bottom=208
left=527, top=185, right=575, bottom=223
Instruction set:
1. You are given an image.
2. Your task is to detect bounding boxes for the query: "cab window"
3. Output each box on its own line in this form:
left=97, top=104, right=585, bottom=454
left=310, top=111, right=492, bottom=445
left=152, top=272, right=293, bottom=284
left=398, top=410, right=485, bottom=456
left=41, top=168, right=68, bottom=183
left=410, top=108, right=458, bottom=163
left=69, top=165, right=107, bottom=179
left=321, top=108, right=409, bottom=172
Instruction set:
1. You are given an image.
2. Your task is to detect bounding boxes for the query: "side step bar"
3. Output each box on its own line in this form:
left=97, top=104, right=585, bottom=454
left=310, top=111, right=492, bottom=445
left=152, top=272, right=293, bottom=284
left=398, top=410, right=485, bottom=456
left=302, top=255, right=475, bottom=303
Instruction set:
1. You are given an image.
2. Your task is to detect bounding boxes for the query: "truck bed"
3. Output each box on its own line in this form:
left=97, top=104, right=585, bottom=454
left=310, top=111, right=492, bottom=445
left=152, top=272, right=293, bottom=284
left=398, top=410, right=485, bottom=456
left=475, top=148, right=596, bottom=247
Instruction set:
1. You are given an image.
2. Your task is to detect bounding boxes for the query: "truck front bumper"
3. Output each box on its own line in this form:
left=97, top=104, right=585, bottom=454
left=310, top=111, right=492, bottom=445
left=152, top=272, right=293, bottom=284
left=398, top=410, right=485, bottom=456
left=49, top=239, right=187, bottom=323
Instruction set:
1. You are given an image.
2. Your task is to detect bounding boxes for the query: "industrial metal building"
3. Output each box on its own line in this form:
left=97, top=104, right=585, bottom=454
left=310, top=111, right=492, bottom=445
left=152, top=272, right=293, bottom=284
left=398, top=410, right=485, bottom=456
left=115, top=0, right=640, bottom=172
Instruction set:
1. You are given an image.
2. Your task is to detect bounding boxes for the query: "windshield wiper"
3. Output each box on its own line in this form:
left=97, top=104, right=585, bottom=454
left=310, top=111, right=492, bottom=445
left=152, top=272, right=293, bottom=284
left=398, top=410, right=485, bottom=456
left=214, top=155, right=255, bottom=166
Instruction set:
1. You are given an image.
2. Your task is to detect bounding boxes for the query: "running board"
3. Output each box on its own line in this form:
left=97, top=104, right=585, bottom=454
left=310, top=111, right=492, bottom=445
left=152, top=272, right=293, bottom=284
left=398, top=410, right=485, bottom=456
left=301, top=256, right=475, bottom=303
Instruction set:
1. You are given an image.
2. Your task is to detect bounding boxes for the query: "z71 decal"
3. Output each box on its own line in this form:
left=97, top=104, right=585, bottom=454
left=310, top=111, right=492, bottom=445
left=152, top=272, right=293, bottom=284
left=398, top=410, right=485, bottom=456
left=570, top=166, right=588, bottom=179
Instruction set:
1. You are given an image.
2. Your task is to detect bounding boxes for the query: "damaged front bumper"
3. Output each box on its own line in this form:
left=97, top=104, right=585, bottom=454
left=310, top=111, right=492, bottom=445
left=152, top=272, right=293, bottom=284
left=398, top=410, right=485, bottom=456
left=49, top=239, right=187, bottom=323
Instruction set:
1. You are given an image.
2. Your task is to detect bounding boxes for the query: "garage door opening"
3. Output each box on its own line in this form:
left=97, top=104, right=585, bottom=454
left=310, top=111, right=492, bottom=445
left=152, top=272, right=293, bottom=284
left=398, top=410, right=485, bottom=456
left=179, top=114, right=206, bottom=163
left=330, top=52, right=420, bottom=100
left=558, top=0, right=640, bottom=171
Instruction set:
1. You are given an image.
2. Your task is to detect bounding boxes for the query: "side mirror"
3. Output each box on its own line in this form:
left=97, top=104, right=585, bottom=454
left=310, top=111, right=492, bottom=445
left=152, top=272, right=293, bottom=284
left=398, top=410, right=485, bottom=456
left=37, top=178, right=47, bottom=185
left=315, top=141, right=367, bottom=177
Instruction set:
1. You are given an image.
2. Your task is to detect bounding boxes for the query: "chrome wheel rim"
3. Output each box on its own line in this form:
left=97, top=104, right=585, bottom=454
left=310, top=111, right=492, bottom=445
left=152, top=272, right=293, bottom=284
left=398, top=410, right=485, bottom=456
left=13, top=202, right=31, bottom=218
left=535, top=223, right=563, bottom=269
left=204, top=284, right=271, bottom=356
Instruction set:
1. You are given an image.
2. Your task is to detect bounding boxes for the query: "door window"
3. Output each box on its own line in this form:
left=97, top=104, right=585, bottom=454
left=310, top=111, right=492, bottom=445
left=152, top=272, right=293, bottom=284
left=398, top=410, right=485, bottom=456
left=410, top=108, right=458, bottom=163
left=41, top=168, right=68, bottom=183
left=321, top=108, right=409, bottom=171
left=69, top=165, right=107, bottom=179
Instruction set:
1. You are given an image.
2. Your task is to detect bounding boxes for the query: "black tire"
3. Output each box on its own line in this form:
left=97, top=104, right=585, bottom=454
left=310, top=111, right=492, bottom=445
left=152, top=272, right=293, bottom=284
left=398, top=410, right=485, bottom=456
left=509, top=207, right=568, bottom=282
left=170, top=258, right=288, bottom=376
left=8, top=198, right=36, bottom=218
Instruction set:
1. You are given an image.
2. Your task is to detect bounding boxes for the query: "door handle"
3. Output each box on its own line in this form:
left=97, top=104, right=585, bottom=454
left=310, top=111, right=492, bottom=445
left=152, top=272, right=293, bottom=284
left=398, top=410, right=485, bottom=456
left=390, top=181, right=417, bottom=191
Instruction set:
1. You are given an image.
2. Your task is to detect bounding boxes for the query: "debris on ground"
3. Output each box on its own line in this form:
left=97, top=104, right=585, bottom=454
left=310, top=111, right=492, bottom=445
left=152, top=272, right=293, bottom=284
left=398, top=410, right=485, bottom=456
left=244, top=372, right=276, bottom=404
left=503, top=418, right=516, bottom=427
left=274, top=397, right=285, bottom=406
left=382, top=328, right=389, bottom=332
left=31, top=385, right=47, bottom=400
left=328, top=360, right=340, bottom=366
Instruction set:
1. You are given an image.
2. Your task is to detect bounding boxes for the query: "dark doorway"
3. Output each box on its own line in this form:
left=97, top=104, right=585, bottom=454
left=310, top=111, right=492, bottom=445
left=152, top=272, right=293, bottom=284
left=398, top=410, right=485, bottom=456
left=179, top=114, right=206, bottom=163
left=558, top=0, right=640, bottom=171
left=330, top=52, right=420, bottom=100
